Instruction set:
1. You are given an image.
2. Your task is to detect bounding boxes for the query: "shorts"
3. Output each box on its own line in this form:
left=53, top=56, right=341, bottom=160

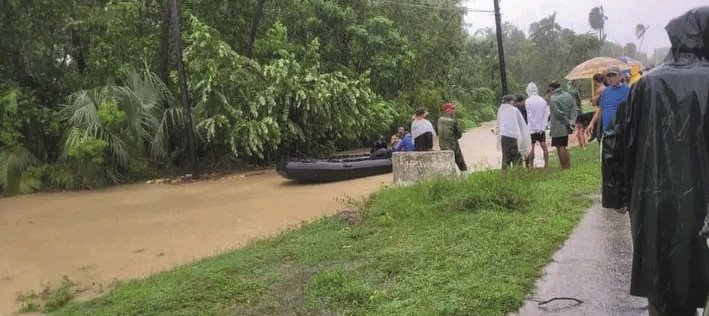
left=530, top=132, right=546, bottom=143
left=413, top=132, right=433, bottom=151
left=575, top=112, right=594, bottom=127
left=551, top=136, right=569, bottom=147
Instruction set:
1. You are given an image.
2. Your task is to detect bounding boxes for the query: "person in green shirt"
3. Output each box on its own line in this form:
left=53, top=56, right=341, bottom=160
left=438, top=102, right=467, bottom=172
left=548, top=81, right=577, bottom=169
left=566, top=80, right=587, bottom=149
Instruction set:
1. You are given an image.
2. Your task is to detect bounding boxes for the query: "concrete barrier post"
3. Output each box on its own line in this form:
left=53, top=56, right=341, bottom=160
left=392, top=150, right=460, bottom=185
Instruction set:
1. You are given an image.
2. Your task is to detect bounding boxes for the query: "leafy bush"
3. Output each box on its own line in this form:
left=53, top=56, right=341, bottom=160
left=23, top=164, right=79, bottom=191
left=0, top=86, right=55, bottom=195
left=0, top=146, right=39, bottom=195
left=54, top=67, right=172, bottom=189
left=185, top=16, right=396, bottom=159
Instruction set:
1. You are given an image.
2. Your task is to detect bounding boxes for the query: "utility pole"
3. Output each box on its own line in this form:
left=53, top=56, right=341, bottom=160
left=493, top=0, right=508, bottom=95
left=169, top=0, right=198, bottom=178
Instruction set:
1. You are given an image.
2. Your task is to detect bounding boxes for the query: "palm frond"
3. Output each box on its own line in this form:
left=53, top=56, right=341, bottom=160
left=47, top=165, right=78, bottom=190
left=0, top=146, right=39, bottom=195
left=61, top=126, right=100, bottom=160
left=61, top=90, right=101, bottom=126
left=113, top=85, right=151, bottom=144
left=138, top=60, right=173, bottom=102
left=61, top=125, right=129, bottom=168
left=150, top=107, right=186, bottom=158
left=104, top=131, right=131, bottom=167
left=114, top=68, right=172, bottom=153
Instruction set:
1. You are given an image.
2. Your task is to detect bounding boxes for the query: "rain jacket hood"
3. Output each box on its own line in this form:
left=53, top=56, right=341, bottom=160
left=602, top=6, right=709, bottom=311
left=664, top=6, right=709, bottom=58
left=525, top=83, right=539, bottom=97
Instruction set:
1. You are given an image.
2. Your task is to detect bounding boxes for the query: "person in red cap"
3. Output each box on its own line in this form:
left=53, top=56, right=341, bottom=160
left=437, top=102, right=467, bottom=171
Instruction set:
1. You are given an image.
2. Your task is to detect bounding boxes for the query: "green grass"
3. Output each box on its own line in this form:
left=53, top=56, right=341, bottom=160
left=52, top=148, right=601, bottom=316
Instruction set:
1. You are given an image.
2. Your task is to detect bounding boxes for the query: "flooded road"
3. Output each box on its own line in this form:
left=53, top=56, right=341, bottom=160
left=0, top=170, right=390, bottom=314
left=0, top=122, right=511, bottom=314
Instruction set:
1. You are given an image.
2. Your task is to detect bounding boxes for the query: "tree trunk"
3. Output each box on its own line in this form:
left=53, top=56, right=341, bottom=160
left=169, top=0, right=198, bottom=178
left=246, top=0, right=267, bottom=58
left=69, top=28, right=87, bottom=73
left=158, top=0, right=171, bottom=87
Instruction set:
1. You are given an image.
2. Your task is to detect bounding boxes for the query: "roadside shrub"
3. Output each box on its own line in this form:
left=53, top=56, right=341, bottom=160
left=439, top=173, right=530, bottom=212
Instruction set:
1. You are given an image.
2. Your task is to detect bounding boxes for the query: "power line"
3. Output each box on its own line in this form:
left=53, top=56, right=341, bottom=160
left=369, top=0, right=495, bottom=13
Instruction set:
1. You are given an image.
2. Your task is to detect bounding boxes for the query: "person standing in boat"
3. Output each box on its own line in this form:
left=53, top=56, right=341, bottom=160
left=438, top=102, right=467, bottom=171
left=411, top=107, right=436, bottom=151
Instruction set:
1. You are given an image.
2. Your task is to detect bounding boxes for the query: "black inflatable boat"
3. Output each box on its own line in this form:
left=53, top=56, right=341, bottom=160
left=277, top=153, right=392, bottom=182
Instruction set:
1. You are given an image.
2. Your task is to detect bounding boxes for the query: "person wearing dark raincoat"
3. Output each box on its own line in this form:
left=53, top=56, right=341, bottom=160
left=602, top=7, right=709, bottom=316
left=704, top=219, right=709, bottom=316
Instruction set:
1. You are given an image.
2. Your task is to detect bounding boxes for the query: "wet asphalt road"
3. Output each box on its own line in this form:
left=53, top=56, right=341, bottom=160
left=515, top=203, right=650, bottom=316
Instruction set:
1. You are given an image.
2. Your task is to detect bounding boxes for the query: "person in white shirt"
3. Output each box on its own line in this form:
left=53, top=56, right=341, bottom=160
left=496, top=95, right=531, bottom=170
left=411, top=107, right=436, bottom=151
left=524, top=82, right=550, bottom=168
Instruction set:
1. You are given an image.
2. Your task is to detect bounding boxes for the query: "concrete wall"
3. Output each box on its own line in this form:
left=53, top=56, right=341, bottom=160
left=392, top=150, right=460, bottom=185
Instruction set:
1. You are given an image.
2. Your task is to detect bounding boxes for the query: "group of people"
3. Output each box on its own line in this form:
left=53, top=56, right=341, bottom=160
left=369, top=110, right=429, bottom=159
left=375, top=62, right=655, bottom=175
left=376, top=78, right=582, bottom=174
left=373, top=102, right=468, bottom=172
left=494, top=79, right=580, bottom=171
left=375, top=76, right=590, bottom=174
left=368, top=6, right=709, bottom=316
left=494, top=60, right=640, bottom=173
left=497, top=21, right=709, bottom=314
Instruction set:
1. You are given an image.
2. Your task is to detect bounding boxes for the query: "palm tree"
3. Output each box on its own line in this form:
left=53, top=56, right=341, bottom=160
left=636, top=24, right=649, bottom=51
left=588, top=6, right=608, bottom=42
left=529, top=12, right=562, bottom=46
left=60, top=66, right=173, bottom=186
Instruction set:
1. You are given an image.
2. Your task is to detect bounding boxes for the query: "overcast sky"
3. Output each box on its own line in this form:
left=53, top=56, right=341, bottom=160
left=462, top=0, right=707, bottom=53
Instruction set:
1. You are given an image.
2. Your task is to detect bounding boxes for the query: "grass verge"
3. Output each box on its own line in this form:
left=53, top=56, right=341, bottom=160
left=52, top=147, right=600, bottom=316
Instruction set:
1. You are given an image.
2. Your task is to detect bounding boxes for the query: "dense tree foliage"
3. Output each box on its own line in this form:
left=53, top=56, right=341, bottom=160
left=0, top=0, right=648, bottom=194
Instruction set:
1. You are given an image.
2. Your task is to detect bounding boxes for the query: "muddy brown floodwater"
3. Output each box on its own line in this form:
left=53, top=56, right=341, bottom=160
left=0, top=121, right=567, bottom=314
